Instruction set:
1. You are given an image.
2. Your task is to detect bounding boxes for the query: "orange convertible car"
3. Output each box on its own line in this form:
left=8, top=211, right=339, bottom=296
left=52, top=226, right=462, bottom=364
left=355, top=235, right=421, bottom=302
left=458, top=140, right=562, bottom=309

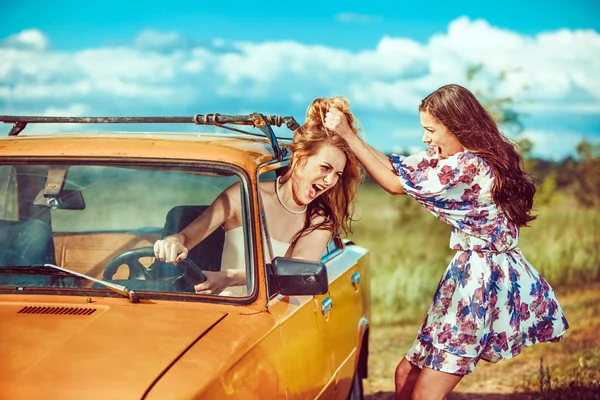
left=0, top=113, right=371, bottom=400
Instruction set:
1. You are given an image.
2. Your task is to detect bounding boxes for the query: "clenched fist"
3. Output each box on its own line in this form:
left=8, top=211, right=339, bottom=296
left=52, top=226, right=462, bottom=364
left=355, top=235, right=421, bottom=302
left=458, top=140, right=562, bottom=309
left=324, top=107, right=353, bottom=139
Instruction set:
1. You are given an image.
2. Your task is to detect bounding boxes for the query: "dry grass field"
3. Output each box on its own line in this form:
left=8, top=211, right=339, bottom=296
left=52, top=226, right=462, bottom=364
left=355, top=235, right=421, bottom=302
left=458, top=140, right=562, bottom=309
left=363, top=284, right=600, bottom=399
left=349, top=184, right=600, bottom=399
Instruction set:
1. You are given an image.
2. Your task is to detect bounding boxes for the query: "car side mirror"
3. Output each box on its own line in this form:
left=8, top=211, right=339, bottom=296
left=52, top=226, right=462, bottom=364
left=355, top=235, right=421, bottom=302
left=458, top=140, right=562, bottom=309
left=269, top=257, right=328, bottom=296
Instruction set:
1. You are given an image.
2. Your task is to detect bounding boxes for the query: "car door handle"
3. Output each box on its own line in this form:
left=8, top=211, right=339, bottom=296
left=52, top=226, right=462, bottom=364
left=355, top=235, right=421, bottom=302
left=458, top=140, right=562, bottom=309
left=321, top=297, right=332, bottom=316
left=351, top=272, right=360, bottom=290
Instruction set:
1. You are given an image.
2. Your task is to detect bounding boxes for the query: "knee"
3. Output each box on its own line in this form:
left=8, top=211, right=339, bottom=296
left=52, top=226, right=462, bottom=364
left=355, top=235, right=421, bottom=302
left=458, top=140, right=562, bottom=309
left=394, top=360, right=410, bottom=385
left=410, top=387, right=446, bottom=400
left=411, top=378, right=454, bottom=400
left=395, top=359, right=420, bottom=400
left=410, top=387, right=428, bottom=400
left=395, top=359, right=415, bottom=388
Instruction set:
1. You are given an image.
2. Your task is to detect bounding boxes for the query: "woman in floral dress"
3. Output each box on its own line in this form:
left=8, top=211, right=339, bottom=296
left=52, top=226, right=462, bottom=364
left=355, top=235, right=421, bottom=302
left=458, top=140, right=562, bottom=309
left=325, top=84, right=568, bottom=399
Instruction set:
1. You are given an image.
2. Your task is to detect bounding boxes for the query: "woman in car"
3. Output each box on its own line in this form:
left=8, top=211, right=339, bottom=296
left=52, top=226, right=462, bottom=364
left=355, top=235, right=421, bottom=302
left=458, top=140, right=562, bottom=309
left=154, top=96, right=364, bottom=294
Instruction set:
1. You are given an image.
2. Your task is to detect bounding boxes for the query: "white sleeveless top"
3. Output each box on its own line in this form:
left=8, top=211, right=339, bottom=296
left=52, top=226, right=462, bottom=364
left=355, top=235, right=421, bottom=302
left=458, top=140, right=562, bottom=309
left=220, top=226, right=290, bottom=296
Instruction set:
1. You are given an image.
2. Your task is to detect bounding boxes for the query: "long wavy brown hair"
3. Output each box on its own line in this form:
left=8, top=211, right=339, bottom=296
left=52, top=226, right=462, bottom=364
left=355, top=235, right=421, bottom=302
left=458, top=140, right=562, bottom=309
left=419, top=84, right=536, bottom=227
left=283, top=96, right=364, bottom=246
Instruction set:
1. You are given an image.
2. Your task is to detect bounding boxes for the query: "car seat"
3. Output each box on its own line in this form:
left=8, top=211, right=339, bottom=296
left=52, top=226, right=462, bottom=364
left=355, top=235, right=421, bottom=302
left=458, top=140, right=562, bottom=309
left=149, top=205, right=225, bottom=278
left=0, top=218, right=58, bottom=286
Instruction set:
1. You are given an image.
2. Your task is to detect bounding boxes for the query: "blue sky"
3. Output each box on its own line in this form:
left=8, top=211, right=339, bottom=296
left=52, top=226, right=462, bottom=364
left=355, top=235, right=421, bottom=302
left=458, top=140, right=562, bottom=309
left=1, top=0, right=599, bottom=159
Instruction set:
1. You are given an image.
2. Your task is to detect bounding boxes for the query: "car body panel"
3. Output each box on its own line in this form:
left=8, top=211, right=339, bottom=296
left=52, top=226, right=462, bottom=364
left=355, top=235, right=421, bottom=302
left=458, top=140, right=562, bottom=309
left=145, top=311, right=288, bottom=399
left=0, top=134, right=279, bottom=169
left=268, top=293, right=337, bottom=399
left=0, top=294, right=228, bottom=399
left=321, top=251, right=364, bottom=399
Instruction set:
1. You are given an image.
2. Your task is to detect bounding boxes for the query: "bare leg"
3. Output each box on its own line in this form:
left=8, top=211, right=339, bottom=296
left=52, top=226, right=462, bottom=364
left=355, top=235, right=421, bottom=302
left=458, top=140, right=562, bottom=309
left=411, top=367, right=463, bottom=400
left=395, top=357, right=421, bottom=400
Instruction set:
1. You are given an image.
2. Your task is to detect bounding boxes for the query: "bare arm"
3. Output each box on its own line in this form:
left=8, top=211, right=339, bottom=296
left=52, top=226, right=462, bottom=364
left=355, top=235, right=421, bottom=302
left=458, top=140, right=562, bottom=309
left=364, top=140, right=396, bottom=170
left=178, top=186, right=238, bottom=249
left=154, top=183, right=239, bottom=264
left=287, top=225, right=332, bottom=262
left=198, top=194, right=333, bottom=293
left=348, top=135, right=405, bottom=195
left=154, top=183, right=247, bottom=294
left=325, top=108, right=405, bottom=195
left=184, top=187, right=247, bottom=291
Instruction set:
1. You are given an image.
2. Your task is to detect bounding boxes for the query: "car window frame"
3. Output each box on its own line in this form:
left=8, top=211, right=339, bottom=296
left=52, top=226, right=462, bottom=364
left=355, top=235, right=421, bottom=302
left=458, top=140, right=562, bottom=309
left=0, top=156, right=260, bottom=305
left=256, top=159, right=289, bottom=299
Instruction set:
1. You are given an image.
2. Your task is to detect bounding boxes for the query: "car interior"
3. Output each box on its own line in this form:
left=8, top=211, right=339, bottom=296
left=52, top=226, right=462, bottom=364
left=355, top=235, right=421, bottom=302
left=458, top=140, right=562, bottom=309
left=0, top=163, right=245, bottom=295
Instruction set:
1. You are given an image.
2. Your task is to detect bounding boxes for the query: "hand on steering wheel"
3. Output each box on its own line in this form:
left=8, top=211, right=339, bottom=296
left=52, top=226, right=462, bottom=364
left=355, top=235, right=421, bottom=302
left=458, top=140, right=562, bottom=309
left=154, top=236, right=188, bottom=265
left=177, top=258, right=207, bottom=291
left=194, top=270, right=229, bottom=295
left=104, top=247, right=207, bottom=294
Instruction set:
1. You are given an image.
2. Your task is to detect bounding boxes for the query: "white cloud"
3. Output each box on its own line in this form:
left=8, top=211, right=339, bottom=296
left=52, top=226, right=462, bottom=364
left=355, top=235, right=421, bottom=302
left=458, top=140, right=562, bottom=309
left=1, top=17, right=598, bottom=158
left=520, top=102, right=600, bottom=114
left=392, top=145, right=403, bottom=154
left=133, top=29, right=187, bottom=50
left=1, top=29, right=49, bottom=51
left=335, top=13, right=382, bottom=23
left=427, top=17, right=600, bottom=103
left=522, top=129, right=586, bottom=160
left=408, top=146, right=423, bottom=155
left=43, top=103, right=89, bottom=116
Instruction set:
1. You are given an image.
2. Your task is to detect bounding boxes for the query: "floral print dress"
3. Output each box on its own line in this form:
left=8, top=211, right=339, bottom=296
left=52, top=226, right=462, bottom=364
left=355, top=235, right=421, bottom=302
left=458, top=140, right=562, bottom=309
left=390, top=148, right=569, bottom=375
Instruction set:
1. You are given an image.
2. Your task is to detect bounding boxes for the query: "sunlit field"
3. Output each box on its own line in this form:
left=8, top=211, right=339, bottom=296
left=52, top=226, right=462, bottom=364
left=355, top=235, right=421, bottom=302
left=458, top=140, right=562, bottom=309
left=350, top=183, right=600, bottom=398
left=349, top=184, right=600, bottom=325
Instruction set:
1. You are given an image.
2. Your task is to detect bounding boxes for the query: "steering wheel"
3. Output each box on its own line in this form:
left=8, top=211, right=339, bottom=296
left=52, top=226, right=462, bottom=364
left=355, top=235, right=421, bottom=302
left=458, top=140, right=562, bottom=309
left=174, top=258, right=208, bottom=292
left=103, top=246, right=207, bottom=293
left=103, top=247, right=155, bottom=280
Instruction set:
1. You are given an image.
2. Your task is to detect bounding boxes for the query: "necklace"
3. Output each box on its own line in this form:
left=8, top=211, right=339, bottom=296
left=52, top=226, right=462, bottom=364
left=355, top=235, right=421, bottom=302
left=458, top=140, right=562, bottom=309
left=275, top=177, right=307, bottom=215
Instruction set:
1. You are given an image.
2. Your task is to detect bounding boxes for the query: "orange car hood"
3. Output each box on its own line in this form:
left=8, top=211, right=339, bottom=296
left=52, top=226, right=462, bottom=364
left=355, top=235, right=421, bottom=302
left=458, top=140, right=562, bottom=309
left=0, top=300, right=227, bottom=399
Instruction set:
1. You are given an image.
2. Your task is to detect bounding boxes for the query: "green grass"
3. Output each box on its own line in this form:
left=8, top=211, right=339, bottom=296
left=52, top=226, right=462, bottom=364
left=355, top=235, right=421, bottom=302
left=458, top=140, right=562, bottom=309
left=349, top=184, right=600, bottom=325
left=363, top=278, right=600, bottom=398
left=515, top=286, right=600, bottom=399
left=521, top=192, right=600, bottom=285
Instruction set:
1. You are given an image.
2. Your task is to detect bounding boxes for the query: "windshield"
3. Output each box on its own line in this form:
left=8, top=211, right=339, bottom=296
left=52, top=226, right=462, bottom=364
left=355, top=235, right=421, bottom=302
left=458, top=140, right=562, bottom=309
left=0, top=162, right=253, bottom=300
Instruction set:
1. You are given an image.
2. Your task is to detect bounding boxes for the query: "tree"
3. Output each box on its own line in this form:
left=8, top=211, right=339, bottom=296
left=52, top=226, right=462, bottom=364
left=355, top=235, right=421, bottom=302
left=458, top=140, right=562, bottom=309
left=573, top=140, right=600, bottom=208
left=465, top=63, right=526, bottom=136
left=464, top=64, right=558, bottom=205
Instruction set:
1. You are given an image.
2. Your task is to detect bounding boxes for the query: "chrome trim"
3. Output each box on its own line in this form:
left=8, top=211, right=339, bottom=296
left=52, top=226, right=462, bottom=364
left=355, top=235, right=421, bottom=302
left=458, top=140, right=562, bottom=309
left=320, top=246, right=343, bottom=263
left=321, top=297, right=333, bottom=315
left=351, top=272, right=361, bottom=290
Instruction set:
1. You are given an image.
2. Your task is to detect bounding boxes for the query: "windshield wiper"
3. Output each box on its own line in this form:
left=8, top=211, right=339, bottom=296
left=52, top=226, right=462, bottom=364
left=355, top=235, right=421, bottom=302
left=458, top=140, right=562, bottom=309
left=0, top=264, right=139, bottom=303
left=44, top=264, right=139, bottom=303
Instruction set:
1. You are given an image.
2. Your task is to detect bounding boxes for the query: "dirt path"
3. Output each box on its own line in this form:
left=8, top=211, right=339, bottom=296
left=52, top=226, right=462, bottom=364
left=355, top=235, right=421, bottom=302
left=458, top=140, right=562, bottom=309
left=364, top=285, right=600, bottom=399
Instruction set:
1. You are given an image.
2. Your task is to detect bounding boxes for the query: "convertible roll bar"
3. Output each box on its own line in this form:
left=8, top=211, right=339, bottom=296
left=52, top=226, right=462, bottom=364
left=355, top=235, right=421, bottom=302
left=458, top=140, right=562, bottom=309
left=0, top=113, right=300, bottom=161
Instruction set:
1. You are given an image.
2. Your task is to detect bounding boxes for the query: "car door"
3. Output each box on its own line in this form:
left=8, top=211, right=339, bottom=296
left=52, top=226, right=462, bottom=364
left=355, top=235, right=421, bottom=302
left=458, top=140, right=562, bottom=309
left=266, top=238, right=367, bottom=400
left=320, top=238, right=367, bottom=399
left=267, top=292, right=336, bottom=399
